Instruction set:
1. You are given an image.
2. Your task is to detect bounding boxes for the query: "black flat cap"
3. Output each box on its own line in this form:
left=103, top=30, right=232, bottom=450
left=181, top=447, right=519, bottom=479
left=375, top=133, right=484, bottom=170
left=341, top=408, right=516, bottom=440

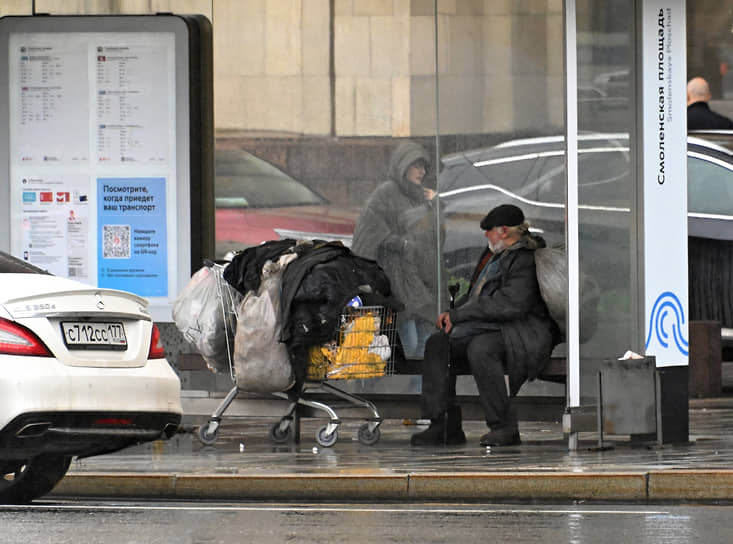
left=480, top=204, right=524, bottom=230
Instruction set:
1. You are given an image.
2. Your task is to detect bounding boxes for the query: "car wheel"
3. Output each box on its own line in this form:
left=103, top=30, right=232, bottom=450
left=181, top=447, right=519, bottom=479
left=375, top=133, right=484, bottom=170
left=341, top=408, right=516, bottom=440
left=0, top=455, right=72, bottom=504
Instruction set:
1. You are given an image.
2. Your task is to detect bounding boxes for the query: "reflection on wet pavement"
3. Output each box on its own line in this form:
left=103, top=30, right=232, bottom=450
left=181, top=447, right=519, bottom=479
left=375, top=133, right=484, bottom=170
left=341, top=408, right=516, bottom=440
left=68, top=400, right=733, bottom=476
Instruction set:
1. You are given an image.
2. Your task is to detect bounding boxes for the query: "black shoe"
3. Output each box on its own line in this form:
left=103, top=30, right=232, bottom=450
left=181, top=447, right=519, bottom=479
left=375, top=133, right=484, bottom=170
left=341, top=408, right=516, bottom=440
left=411, top=421, right=466, bottom=446
left=411, top=407, right=467, bottom=446
left=479, top=427, right=521, bottom=447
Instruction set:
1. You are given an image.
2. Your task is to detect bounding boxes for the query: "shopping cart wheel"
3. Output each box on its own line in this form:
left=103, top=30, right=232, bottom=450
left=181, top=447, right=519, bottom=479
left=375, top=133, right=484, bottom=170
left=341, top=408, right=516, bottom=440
left=316, top=425, right=338, bottom=447
left=269, top=421, right=293, bottom=444
left=357, top=423, right=381, bottom=445
left=197, top=421, right=219, bottom=446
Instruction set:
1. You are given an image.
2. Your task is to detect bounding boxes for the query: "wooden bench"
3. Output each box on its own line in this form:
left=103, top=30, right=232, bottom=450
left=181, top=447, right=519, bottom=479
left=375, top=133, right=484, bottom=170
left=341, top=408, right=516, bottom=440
left=395, top=354, right=567, bottom=383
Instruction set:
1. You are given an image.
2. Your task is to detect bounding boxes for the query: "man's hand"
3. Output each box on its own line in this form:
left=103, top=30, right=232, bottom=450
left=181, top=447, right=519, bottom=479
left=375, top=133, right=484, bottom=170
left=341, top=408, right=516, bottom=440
left=436, top=311, right=453, bottom=333
left=423, top=187, right=436, bottom=201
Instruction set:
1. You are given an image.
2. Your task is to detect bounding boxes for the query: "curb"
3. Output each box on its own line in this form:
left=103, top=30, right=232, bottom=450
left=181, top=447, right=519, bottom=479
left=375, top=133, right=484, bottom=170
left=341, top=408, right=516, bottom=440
left=49, top=470, right=733, bottom=502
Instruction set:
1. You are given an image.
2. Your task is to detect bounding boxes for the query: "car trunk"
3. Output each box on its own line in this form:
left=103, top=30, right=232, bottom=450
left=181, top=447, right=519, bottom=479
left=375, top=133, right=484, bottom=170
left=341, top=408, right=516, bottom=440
left=2, top=275, right=152, bottom=368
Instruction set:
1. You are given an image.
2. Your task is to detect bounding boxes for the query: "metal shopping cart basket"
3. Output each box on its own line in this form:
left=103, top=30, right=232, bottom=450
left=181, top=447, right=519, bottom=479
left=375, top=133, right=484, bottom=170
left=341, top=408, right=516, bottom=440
left=196, top=299, right=398, bottom=448
left=269, top=305, right=397, bottom=447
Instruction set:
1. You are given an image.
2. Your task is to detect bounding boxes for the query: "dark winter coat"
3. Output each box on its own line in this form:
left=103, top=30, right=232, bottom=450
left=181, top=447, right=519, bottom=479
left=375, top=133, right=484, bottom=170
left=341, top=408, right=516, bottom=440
left=351, top=142, right=444, bottom=321
left=687, top=101, right=733, bottom=130
left=280, top=242, right=397, bottom=346
left=223, top=239, right=299, bottom=295
left=280, top=242, right=397, bottom=387
left=448, top=235, right=559, bottom=395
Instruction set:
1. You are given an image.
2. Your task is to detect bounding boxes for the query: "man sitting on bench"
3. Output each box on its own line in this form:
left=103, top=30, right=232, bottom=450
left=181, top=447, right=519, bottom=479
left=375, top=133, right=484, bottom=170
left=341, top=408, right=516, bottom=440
left=411, top=204, right=560, bottom=447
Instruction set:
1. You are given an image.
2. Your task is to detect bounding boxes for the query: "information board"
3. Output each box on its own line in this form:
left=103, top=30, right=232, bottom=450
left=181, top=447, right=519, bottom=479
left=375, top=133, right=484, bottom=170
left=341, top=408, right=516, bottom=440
left=0, top=15, right=214, bottom=321
left=640, top=1, right=688, bottom=366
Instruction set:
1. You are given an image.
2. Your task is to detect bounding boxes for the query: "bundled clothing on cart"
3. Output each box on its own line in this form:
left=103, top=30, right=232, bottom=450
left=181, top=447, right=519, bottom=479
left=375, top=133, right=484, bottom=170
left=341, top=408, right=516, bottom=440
left=222, top=239, right=401, bottom=391
left=221, top=239, right=297, bottom=295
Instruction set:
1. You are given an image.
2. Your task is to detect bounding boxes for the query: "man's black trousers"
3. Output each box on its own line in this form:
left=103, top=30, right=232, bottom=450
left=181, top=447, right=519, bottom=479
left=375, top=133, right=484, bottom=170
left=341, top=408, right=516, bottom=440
left=420, top=330, right=511, bottom=427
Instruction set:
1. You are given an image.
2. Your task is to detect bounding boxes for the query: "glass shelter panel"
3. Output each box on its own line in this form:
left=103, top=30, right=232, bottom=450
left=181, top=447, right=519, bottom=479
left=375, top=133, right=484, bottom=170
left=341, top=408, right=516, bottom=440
left=2, top=2, right=569, bottom=395
left=435, top=2, right=566, bottom=283
left=207, top=2, right=449, bottom=362
left=434, top=3, right=566, bottom=403
left=575, top=0, right=635, bottom=403
left=1, top=1, right=648, bottom=418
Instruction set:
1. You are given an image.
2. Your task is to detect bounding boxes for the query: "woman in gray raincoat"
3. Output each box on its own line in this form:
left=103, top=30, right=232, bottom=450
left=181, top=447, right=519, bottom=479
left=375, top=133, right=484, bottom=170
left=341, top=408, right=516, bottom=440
left=351, top=141, right=444, bottom=358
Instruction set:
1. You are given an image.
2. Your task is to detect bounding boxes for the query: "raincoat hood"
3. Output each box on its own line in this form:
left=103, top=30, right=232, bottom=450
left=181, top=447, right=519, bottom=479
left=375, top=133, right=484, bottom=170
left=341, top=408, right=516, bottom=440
left=388, top=142, right=431, bottom=201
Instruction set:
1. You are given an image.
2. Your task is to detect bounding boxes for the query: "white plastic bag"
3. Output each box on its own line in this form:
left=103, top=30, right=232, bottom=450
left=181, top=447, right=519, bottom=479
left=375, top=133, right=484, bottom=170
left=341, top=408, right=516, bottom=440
left=233, top=253, right=296, bottom=392
left=534, top=247, right=600, bottom=343
left=172, top=264, right=241, bottom=373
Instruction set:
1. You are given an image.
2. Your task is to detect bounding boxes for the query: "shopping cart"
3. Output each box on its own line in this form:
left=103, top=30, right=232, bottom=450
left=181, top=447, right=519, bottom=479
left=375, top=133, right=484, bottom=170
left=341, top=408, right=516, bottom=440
left=195, top=282, right=398, bottom=447
left=268, top=305, right=397, bottom=447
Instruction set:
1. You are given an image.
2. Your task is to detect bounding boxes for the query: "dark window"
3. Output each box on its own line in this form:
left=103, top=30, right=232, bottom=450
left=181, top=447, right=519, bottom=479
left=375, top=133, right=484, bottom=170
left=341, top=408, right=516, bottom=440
left=474, top=156, right=537, bottom=195
left=0, top=251, right=48, bottom=274
left=536, top=148, right=631, bottom=206
left=215, top=149, right=326, bottom=208
left=439, top=155, right=536, bottom=194
left=688, top=156, right=733, bottom=215
left=438, top=156, right=538, bottom=218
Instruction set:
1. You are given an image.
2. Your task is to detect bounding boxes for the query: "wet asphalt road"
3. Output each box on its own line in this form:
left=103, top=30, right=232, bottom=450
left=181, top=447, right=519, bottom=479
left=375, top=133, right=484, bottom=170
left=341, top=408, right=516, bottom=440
left=2, top=500, right=733, bottom=543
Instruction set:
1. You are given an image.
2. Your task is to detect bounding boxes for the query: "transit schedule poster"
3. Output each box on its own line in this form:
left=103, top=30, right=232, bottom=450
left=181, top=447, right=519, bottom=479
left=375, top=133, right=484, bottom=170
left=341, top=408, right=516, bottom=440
left=97, top=177, right=167, bottom=296
left=18, top=173, right=90, bottom=279
left=7, top=30, right=176, bottom=301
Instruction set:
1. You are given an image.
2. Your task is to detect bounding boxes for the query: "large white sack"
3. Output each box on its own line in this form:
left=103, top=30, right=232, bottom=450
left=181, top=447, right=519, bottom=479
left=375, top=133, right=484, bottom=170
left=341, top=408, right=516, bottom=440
left=172, top=264, right=241, bottom=373
left=233, top=253, right=296, bottom=392
left=534, top=247, right=600, bottom=344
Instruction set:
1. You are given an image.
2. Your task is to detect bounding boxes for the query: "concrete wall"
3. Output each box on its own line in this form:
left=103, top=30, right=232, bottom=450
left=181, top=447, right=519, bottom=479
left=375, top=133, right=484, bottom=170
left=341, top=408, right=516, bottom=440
left=213, top=0, right=332, bottom=135
left=3, top=0, right=212, bottom=17
left=333, top=0, right=563, bottom=136
left=4, top=0, right=563, bottom=138
left=210, top=0, right=563, bottom=137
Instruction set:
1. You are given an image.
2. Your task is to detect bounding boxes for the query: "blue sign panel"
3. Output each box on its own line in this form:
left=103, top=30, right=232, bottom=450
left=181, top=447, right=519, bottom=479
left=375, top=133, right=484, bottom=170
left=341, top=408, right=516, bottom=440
left=97, top=177, right=167, bottom=296
left=645, top=291, right=689, bottom=357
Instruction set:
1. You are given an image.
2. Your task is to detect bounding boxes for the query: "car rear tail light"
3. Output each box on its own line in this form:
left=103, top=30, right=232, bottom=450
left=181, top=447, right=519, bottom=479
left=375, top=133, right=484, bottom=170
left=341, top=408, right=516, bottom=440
left=148, top=323, right=166, bottom=359
left=94, top=418, right=133, bottom=426
left=0, top=317, right=52, bottom=357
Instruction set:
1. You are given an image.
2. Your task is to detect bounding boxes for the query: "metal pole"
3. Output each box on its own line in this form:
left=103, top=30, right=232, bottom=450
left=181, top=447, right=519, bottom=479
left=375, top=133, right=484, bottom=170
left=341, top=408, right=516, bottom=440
left=433, top=0, right=443, bottom=315
left=563, top=0, right=581, bottom=450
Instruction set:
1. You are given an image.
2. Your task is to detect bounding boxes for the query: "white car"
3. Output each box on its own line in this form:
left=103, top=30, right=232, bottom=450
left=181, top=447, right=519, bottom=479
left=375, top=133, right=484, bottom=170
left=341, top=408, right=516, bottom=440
left=0, top=251, right=182, bottom=503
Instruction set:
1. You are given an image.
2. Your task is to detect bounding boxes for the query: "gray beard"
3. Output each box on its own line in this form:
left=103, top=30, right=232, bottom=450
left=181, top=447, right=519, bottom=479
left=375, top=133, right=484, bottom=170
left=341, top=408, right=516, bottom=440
left=488, top=239, right=506, bottom=254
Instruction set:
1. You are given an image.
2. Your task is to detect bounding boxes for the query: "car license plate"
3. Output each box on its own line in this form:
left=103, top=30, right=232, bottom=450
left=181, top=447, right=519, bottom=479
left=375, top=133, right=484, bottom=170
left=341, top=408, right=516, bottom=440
left=61, top=321, right=127, bottom=350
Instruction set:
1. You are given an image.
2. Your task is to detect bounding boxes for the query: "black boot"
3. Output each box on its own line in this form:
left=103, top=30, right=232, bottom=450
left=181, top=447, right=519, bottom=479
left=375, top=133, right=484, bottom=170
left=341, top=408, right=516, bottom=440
left=479, top=403, right=520, bottom=446
left=479, top=425, right=521, bottom=447
left=445, top=405, right=466, bottom=444
left=411, top=405, right=466, bottom=446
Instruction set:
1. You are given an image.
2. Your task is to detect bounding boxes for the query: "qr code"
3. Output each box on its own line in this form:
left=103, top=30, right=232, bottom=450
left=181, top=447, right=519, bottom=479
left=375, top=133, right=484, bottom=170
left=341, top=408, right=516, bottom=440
left=103, top=225, right=131, bottom=259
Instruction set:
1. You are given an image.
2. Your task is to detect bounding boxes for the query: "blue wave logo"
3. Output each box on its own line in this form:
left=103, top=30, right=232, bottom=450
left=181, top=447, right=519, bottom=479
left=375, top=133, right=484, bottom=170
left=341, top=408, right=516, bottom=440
left=645, top=291, right=688, bottom=356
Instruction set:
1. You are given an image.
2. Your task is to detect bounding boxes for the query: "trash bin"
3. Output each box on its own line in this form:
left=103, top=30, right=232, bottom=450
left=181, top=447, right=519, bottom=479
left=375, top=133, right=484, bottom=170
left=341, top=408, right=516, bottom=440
left=598, top=356, right=689, bottom=446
